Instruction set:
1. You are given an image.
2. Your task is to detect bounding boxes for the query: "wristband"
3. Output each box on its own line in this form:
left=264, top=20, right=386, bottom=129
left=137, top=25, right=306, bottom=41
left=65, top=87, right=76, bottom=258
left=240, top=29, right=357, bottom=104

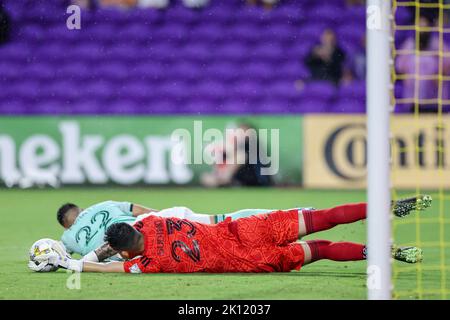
left=81, top=251, right=99, bottom=263
left=59, top=257, right=83, bottom=272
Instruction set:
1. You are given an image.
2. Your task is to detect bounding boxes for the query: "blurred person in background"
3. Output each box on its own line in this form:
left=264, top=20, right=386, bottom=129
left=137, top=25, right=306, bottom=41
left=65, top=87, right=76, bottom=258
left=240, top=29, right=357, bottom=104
left=182, top=0, right=209, bottom=9
left=346, top=0, right=365, bottom=6
left=98, top=0, right=137, bottom=8
left=0, top=3, right=10, bottom=45
left=247, top=0, right=280, bottom=10
left=304, top=29, right=346, bottom=85
left=201, top=123, right=273, bottom=188
left=138, top=0, right=209, bottom=9
left=71, top=0, right=96, bottom=9
left=137, top=0, right=169, bottom=8
left=396, top=15, right=450, bottom=113
left=341, top=35, right=366, bottom=85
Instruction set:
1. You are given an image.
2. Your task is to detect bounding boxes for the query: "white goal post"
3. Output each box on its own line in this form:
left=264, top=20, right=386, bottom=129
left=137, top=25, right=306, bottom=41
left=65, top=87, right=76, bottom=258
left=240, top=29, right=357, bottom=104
left=366, top=0, right=392, bottom=300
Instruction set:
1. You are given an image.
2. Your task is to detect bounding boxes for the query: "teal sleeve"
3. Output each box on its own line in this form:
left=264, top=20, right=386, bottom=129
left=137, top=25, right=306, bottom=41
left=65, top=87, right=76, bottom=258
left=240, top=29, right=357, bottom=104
left=61, top=232, right=79, bottom=255
left=110, top=201, right=133, bottom=216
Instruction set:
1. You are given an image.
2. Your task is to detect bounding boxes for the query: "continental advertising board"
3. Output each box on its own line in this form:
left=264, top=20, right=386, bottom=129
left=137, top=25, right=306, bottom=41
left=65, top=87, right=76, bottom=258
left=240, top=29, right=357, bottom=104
left=304, top=115, right=450, bottom=189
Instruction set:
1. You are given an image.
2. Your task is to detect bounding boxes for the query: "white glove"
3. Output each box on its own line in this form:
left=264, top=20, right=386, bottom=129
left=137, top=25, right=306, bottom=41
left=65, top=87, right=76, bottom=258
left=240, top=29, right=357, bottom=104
left=28, top=260, right=49, bottom=272
left=34, top=251, right=83, bottom=272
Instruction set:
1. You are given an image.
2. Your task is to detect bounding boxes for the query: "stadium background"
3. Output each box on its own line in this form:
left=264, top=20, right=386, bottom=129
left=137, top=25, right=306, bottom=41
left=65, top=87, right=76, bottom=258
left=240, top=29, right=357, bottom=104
left=0, top=0, right=449, bottom=299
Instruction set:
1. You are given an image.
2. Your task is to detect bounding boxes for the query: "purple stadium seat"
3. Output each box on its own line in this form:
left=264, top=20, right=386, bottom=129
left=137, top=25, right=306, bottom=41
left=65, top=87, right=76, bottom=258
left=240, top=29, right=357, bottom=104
left=182, top=44, right=212, bottom=63
left=331, top=98, right=365, bottom=113
left=231, top=81, right=263, bottom=101
left=92, top=63, right=130, bottom=82
left=23, top=63, right=56, bottom=82
left=221, top=98, right=252, bottom=114
left=257, top=96, right=291, bottom=114
left=298, top=23, right=330, bottom=42
left=309, top=4, right=344, bottom=25
left=395, top=6, right=413, bottom=26
left=165, top=62, right=200, bottom=82
left=300, top=81, right=337, bottom=101
left=338, top=81, right=366, bottom=100
left=249, top=43, right=284, bottom=62
left=270, top=5, right=304, bottom=26
left=292, top=99, right=331, bottom=113
left=0, top=0, right=382, bottom=115
left=337, top=24, right=365, bottom=44
left=0, top=100, right=29, bottom=115
left=204, top=62, right=240, bottom=83
left=0, top=43, right=30, bottom=63
left=242, top=63, right=275, bottom=83
left=217, top=42, right=250, bottom=62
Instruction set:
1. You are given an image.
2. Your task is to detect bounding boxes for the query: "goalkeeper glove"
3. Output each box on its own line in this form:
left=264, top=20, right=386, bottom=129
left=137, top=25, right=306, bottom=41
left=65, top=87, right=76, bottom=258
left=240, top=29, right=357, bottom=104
left=28, top=260, right=50, bottom=272
left=34, top=251, right=83, bottom=272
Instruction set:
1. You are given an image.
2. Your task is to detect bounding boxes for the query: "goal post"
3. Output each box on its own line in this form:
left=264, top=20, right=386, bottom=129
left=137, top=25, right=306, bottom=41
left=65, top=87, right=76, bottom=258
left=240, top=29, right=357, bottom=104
left=366, top=0, right=392, bottom=300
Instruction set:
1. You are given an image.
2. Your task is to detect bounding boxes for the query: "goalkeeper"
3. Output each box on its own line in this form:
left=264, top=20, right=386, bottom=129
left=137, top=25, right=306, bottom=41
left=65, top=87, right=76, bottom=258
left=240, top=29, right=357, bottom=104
left=33, top=195, right=432, bottom=273
left=56, top=201, right=308, bottom=261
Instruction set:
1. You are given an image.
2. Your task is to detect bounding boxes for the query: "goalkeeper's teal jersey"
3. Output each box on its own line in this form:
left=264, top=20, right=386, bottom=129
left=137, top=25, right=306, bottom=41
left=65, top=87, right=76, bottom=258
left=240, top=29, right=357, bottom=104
left=61, top=201, right=135, bottom=256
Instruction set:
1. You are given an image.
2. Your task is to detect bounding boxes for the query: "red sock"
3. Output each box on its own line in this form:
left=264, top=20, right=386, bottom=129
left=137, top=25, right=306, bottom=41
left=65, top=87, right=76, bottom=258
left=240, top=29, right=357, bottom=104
left=306, top=240, right=367, bottom=262
left=302, top=203, right=366, bottom=234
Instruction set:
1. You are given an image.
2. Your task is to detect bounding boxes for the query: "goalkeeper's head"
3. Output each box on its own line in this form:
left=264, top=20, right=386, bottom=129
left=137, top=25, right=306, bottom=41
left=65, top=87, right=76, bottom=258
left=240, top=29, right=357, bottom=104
left=104, top=223, right=144, bottom=257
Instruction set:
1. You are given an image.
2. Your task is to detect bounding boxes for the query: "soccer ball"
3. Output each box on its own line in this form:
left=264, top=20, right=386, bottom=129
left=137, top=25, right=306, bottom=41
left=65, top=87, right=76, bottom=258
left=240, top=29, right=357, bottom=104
left=29, top=238, right=70, bottom=272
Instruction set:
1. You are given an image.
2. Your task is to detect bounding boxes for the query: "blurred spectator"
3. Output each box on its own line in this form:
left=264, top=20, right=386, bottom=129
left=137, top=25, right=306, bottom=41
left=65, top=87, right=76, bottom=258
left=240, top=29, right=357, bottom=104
left=342, top=35, right=366, bottom=84
left=396, top=15, right=450, bottom=112
left=182, top=0, right=209, bottom=8
left=201, top=123, right=273, bottom=188
left=305, top=29, right=346, bottom=85
left=138, top=0, right=169, bottom=8
left=138, top=0, right=209, bottom=9
left=0, top=4, right=10, bottom=45
left=346, top=0, right=365, bottom=6
left=247, top=0, right=280, bottom=10
left=99, top=0, right=137, bottom=8
left=71, top=0, right=95, bottom=9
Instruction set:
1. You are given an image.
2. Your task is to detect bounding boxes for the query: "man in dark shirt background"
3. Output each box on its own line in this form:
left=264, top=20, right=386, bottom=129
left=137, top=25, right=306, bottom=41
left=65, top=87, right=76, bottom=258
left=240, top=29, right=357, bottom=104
left=305, top=29, right=345, bottom=85
left=0, top=3, right=10, bottom=45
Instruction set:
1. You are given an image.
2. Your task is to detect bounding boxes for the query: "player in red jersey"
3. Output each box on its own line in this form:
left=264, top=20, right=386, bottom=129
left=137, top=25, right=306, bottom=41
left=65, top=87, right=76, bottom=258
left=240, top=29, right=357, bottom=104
left=31, top=195, right=431, bottom=273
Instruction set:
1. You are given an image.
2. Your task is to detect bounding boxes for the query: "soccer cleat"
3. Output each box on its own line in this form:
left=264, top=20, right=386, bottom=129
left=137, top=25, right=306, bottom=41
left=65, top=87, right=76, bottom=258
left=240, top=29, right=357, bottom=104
left=391, top=245, right=423, bottom=263
left=391, top=195, right=432, bottom=218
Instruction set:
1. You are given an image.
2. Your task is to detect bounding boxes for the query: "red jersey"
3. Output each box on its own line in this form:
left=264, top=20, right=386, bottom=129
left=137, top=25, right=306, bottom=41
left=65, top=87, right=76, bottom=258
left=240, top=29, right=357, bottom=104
left=123, top=210, right=304, bottom=273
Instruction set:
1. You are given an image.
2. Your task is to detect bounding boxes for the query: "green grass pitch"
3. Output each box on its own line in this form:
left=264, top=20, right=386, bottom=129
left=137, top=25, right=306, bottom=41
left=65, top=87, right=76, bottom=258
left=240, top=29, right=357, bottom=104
left=0, top=187, right=448, bottom=300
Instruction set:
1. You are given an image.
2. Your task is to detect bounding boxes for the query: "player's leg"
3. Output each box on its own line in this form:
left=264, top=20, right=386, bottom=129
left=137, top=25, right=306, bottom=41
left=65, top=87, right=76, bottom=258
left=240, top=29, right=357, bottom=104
left=183, top=208, right=275, bottom=224
left=214, top=209, right=273, bottom=223
left=299, top=240, right=423, bottom=265
left=153, top=207, right=214, bottom=224
left=298, top=203, right=367, bottom=237
left=184, top=207, right=311, bottom=224
left=298, top=195, right=433, bottom=237
left=391, top=194, right=432, bottom=217
left=214, top=207, right=313, bottom=223
left=299, top=240, right=366, bottom=265
left=227, top=207, right=366, bottom=246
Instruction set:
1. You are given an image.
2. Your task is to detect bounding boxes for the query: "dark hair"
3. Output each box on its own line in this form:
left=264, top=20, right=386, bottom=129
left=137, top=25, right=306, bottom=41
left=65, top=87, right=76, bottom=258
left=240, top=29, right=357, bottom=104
left=57, top=203, right=78, bottom=227
left=105, top=223, right=141, bottom=251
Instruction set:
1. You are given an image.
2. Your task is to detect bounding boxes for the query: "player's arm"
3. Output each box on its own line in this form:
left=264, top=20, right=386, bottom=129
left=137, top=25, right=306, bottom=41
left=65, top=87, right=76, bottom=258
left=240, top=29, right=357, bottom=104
left=131, top=203, right=158, bottom=217
left=112, top=200, right=158, bottom=217
left=82, top=261, right=125, bottom=273
left=82, top=242, right=118, bottom=262
left=34, top=252, right=125, bottom=273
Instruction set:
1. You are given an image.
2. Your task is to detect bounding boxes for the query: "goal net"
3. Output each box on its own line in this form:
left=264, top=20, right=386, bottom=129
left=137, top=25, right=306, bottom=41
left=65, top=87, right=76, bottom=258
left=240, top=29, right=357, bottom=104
left=391, top=0, right=450, bottom=299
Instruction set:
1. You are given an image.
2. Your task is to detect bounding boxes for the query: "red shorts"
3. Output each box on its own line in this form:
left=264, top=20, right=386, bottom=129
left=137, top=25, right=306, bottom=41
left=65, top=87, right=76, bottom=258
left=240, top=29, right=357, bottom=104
left=223, top=209, right=304, bottom=272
